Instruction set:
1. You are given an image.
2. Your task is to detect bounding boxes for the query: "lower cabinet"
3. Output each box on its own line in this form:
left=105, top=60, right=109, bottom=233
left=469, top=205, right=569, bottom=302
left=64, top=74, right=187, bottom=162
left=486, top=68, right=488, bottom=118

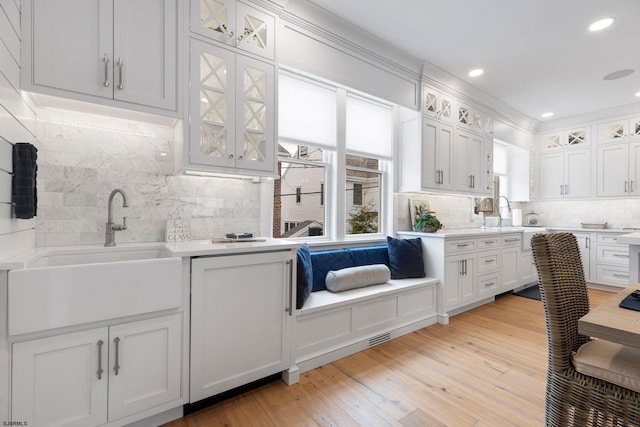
left=11, top=313, right=183, bottom=426
left=190, top=250, right=294, bottom=402
left=444, top=254, right=476, bottom=308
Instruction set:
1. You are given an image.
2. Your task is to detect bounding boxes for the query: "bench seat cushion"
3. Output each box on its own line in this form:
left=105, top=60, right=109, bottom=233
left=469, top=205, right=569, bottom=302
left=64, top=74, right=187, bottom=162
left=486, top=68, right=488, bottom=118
left=325, top=264, right=391, bottom=292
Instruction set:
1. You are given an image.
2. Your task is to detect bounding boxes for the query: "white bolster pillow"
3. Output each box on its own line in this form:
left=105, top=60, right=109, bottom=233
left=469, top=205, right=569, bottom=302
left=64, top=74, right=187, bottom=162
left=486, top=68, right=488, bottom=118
left=325, top=264, right=391, bottom=292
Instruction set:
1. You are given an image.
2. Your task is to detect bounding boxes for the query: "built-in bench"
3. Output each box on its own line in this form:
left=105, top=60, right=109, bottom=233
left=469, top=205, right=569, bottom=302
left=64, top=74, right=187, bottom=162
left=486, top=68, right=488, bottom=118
left=291, top=241, right=440, bottom=377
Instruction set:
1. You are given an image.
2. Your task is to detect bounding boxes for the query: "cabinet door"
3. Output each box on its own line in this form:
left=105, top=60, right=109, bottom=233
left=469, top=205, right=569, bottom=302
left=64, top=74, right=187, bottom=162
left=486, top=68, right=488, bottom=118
left=628, top=141, right=640, bottom=196
left=538, top=152, right=564, bottom=199
left=30, top=0, right=113, bottom=98
left=598, top=119, right=629, bottom=144
left=423, top=86, right=453, bottom=122
left=481, top=137, right=493, bottom=194
left=113, top=0, right=177, bottom=110
left=108, top=314, right=183, bottom=421
left=518, top=251, right=537, bottom=286
left=597, top=143, right=628, bottom=197
left=12, top=328, right=108, bottom=426
left=189, top=39, right=236, bottom=168
left=564, top=149, right=590, bottom=198
left=234, top=55, right=275, bottom=172
left=190, top=251, right=293, bottom=401
left=502, top=247, right=519, bottom=291
left=423, top=119, right=453, bottom=190
left=234, top=2, right=276, bottom=60
left=190, top=0, right=236, bottom=44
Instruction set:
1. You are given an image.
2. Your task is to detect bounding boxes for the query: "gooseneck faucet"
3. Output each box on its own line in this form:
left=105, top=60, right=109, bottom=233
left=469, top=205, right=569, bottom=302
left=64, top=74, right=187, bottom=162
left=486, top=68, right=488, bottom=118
left=105, top=189, right=129, bottom=247
left=495, top=196, right=511, bottom=227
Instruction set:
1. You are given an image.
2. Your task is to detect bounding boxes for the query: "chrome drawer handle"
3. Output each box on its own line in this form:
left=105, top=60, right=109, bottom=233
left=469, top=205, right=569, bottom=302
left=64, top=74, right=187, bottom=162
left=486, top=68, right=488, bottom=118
left=103, top=54, right=110, bottom=87
left=457, top=243, right=470, bottom=247
left=97, top=340, right=104, bottom=380
left=113, top=337, right=120, bottom=375
left=613, top=253, right=630, bottom=258
left=613, top=273, right=629, bottom=278
left=484, top=282, right=495, bottom=287
left=505, top=238, right=519, bottom=242
left=117, top=57, right=124, bottom=90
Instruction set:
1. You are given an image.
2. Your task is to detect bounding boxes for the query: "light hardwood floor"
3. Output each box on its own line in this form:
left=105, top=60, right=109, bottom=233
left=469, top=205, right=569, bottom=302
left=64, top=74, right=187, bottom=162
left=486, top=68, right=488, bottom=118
left=165, top=289, right=613, bottom=427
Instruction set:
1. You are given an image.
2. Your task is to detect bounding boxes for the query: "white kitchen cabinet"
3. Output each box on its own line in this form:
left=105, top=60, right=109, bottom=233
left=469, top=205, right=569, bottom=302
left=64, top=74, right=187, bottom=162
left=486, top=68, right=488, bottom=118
left=456, top=101, right=485, bottom=134
left=597, top=116, right=640, bottom=144
left=594, top=233, right=630, bottom=288
left=501, top=234, right=522, bottom=292
left=422, top=117, right=454, bottom=190
left=183, top=38, right=275, bottom=175
left=444, top=253, right=475, bottom=309
left=190, top=0, right=276, bottom=60
left=573, top=232, right=592, bottom=281
left=190, top=250, right=294, bottom=402
left=454, top=129, right=492, bottom=195
left=423, top=85, right=454, bottom=123
left=518, top=251, right=537, bottom=286
left=538, top=148, right=590, bottom=199
left=11, top=313, right=182, bottom=426
left=596, top=141, right=640, bottom=197
left=22, top=0, right=179, bottom=113
left=539, top=126, right=591, bottom=152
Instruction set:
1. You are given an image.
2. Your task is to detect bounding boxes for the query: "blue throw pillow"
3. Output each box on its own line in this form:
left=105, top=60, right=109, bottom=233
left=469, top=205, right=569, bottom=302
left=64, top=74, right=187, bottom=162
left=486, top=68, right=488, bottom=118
left=296, top=243, right=313, bottom=309
left=386, top=236, right=426, bottom=279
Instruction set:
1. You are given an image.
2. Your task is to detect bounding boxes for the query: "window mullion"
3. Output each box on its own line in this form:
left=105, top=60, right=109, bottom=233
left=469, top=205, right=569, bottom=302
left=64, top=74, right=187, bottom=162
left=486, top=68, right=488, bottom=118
left=334, top=88, right=347, bottom=240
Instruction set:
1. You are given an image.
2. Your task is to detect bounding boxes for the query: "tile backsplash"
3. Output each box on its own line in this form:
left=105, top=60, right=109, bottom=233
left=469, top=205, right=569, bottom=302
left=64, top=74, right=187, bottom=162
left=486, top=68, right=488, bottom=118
left=35, top=107, right=261, bottom=246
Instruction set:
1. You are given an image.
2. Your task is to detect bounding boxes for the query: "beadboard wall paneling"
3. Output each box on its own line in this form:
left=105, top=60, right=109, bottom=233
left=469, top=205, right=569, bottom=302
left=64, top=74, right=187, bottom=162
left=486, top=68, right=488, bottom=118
left=0, top=2, right=37, bottom=260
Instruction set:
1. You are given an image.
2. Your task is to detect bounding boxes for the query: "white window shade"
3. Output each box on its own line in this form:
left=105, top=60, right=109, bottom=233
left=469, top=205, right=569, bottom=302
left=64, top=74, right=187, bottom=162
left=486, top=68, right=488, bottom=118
left=493, top=142, right=507, bottom=175
left=346, top=95, right=392, bottom=159
left=278, top=74, right=337, bottom=148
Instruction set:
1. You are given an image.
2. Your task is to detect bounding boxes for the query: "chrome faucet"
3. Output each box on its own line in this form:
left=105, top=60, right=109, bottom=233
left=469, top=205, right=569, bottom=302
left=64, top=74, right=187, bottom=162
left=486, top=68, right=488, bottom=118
left=495, top=196, right=511, bottom=227
left=105, top=189, right=129, bottom=247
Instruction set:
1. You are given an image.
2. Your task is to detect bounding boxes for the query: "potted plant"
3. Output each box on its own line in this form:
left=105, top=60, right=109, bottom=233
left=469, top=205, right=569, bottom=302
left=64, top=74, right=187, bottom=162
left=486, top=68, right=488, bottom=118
left=413, top=206, right=443, bottom=233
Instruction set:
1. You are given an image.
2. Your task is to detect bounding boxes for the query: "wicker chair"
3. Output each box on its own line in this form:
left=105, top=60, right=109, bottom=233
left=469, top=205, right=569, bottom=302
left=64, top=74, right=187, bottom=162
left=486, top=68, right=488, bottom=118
left=531, top=232, right=640, bottom=426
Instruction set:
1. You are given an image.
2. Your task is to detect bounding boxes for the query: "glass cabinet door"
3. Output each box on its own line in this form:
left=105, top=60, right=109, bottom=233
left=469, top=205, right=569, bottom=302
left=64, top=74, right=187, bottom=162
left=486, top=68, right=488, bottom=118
left=189, top=39, right=236, bottom=167
left=235, top=55, right=274, bottom=171
left=191, top=0, right=236, bottom=44
left=235, top=2, right=275, bottom=60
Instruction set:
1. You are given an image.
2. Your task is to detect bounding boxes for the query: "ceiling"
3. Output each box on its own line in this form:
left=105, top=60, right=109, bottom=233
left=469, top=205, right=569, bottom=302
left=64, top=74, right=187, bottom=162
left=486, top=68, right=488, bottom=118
left=305, top=0, right=640, bottom=121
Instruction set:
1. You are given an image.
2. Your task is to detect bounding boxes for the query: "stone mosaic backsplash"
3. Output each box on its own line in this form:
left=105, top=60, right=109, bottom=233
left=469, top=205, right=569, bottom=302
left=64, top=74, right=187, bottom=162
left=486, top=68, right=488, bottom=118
left=35, top=107, right=261, bottom=247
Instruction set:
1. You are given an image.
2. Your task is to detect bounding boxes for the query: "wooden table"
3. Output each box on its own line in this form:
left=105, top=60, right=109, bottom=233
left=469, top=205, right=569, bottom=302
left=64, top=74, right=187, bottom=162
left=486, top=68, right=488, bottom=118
left=579, top=285, right=640, bottom=349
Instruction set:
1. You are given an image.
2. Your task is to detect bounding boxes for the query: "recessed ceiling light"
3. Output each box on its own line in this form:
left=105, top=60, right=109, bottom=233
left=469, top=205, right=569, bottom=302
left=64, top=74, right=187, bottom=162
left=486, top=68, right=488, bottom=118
left=468, top=68, right=484, bottom=77
left=636, top=91, right=640, bottom=97
left=603, top=69, right=635, bottom=80
left=589, top=18, right=614, bottom=31
left=541, top=112, right=554, bottom=118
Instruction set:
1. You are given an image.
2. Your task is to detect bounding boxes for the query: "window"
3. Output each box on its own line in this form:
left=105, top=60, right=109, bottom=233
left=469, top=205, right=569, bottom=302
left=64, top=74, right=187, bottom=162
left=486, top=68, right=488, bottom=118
left=274, top=71, right=392, bottom=239
left=352, top=183, right=363, bottom=205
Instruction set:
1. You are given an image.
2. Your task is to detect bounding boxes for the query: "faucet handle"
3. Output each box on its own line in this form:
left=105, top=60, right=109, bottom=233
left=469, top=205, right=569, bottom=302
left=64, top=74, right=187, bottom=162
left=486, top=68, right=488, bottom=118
left=111, top=217, right=128, bottom=231
left=122, top=216, right=127, bottom=230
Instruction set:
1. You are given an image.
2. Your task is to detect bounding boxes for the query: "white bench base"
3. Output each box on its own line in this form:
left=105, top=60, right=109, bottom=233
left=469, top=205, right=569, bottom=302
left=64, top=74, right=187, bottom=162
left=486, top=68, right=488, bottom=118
left=289, top=277, right=439, bottom=379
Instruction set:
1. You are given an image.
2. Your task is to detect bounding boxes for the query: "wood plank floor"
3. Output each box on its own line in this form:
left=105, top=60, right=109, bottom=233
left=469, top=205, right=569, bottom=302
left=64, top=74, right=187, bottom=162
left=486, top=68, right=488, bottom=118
left=164, top=289, right=613, bottom=427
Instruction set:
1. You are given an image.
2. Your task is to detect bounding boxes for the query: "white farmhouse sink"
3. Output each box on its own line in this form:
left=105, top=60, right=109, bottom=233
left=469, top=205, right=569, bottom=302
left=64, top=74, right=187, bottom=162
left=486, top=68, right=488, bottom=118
left=26, top=246, right=173, bottom=267
left=8, top=245, right=182, bottom=335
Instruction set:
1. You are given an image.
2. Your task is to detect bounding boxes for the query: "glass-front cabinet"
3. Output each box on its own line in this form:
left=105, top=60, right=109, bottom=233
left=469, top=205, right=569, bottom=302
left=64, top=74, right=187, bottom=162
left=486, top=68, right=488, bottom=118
left=423, top=85, right=454, bottom=122
left=190, top=0, right=276, bottom=60
left=597, top=116, right=640, bottom=144
left=188, top=39, right=275, bottom=174
left=539, top=126, right=591, bottom=152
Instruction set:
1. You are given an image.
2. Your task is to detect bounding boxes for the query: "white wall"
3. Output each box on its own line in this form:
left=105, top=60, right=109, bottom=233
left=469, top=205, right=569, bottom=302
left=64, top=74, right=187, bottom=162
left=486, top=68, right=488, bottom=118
left=0, top=0, right=38, bottom=260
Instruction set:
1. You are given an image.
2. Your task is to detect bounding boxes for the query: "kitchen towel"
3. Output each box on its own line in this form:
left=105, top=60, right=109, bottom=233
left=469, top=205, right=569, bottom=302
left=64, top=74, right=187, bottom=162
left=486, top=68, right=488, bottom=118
left=12, top=142, right=38, bottom=219
left=619, top=293, right=640, bottom=312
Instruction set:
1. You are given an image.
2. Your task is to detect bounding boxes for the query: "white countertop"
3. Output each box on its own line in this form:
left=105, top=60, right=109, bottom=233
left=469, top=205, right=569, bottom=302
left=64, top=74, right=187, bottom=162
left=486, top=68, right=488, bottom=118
left=617, top=232, right=640, bottom=245
left=398, top=226, right=634, bottom=239
left=0, top=238, right=301, bottom=270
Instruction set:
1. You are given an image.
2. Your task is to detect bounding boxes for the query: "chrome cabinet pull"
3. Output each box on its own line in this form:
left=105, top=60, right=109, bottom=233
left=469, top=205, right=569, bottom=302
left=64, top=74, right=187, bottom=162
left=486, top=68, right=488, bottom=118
left=469, top=175, right=473, bottom=188
left=613, top=273, right=629, bottom=278
left=457, top=243, right=469, bottom=247
left=613, top=253, right=630, bottom=258
left=97, top=340, right=104, bottom=380
left=625, top=181, right=629, bottom=193
left=505, top=238, right=520, bottom=242
left=560, top=184, right=563, bottom=195
left=472, top=175, right=475, bottom=188
left=485, top=259, right=494, bottom=263
left=286, top=259, right=293, bottom=316
left=485, top=282, right=495, bottom=287
left=113, top=337, right=120, bottom=375
left=459, top=260, right=464, bottom=275
left=228, top=154, right=234, bottom=160
left=103, top=54, right=110, bottom=87
left=564, top=184, right=568, bottom=195
left=117, top=57, right=124, bottom=90
left=585, top=237, right=589, bottom=249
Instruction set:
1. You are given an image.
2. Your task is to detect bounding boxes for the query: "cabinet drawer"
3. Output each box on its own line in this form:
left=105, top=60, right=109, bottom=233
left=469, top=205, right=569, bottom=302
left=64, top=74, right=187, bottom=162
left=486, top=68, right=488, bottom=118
left=477, top=237, right=500, bottom=249
left=596, top=245, right=630, bottom=265
left=596, top=234, right=625, bottom=244
left=446, top=239, right=477, bottom=253
left=477, top=272, right=500, bottom=298
left=595, top=264, right=630, bottom=286
left=501, top=234, right=522, bottom=247
left=477, top=250, right=501, bottom=274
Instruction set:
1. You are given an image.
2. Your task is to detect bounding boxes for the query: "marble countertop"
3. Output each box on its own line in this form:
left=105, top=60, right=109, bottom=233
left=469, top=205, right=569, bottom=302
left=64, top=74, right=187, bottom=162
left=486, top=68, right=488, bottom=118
left=0, top=238, right=300, bottom=270
left=398, top=226, right=634, bottom=239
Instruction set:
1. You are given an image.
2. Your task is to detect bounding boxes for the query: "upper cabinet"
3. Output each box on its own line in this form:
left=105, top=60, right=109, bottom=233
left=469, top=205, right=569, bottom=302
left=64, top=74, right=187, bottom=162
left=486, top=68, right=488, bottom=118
left=456, top=101, right=486, bottom=135
left=190, top=0, right=276, bottom=60
left=423, top=85, right=454, bottom=123
left=597, top=116, right=640, bottom=144
left=21, top=0, right=180, bottom=115
left=182, top=38, right=275, bottom=175
left=539, top=126, right=591, bottom=152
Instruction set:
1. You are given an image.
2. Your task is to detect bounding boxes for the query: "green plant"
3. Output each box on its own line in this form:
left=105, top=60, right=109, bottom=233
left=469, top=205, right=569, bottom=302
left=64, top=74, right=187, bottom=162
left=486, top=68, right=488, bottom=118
left=348, top=202, right=379, bottom=234
left=413, top=207, right=443, bottom=232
